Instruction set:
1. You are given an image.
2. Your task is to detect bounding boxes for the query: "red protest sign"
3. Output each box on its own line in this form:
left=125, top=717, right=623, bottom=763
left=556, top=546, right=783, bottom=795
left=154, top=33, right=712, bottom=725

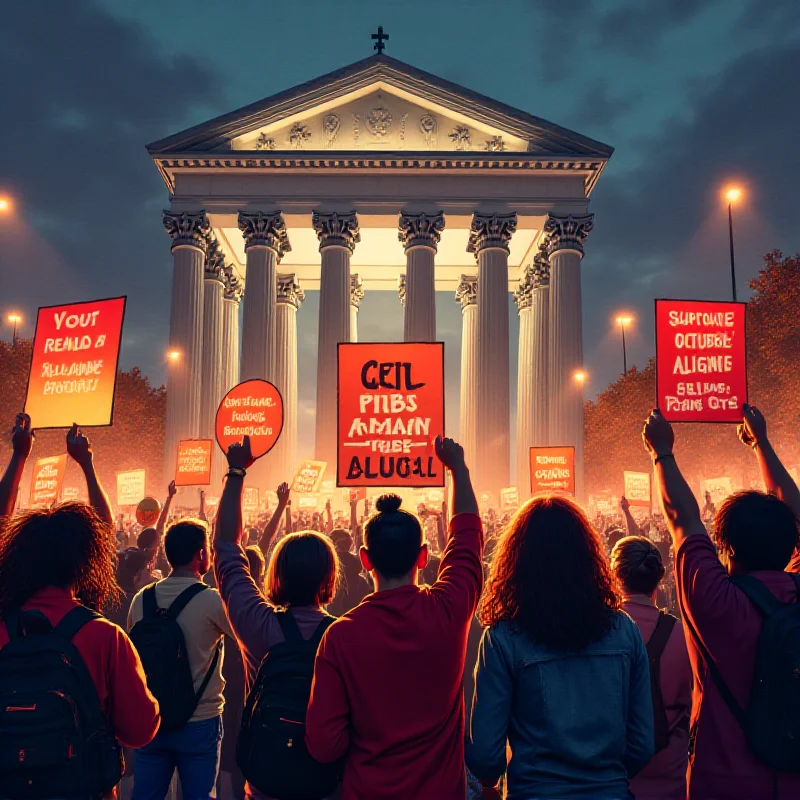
left=135, top=497, right=161, bottom=526
left=175, top=440, right=213, bottom=487
left=291, top=460, right=327, bottom=494
left=655, top=299, right=747, bottom=423
left=215, top=379, right=283, bottom=459
left=24, top=297, right=126, bottom=429
left=529, top=446, right=575, bottom=496
left=29, top=454, right=68, bottom=507
left=337, top=342, right=445, bottom=487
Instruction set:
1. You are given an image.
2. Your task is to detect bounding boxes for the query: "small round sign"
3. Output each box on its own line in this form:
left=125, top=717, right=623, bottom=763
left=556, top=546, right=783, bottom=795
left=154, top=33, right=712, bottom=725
left=136, top=496, right=161, bottom=527
left=215, top=379, right=284, bottom=460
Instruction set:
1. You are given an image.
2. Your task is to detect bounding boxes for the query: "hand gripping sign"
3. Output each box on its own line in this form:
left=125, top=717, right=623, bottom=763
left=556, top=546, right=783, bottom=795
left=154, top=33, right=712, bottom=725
left=655, top=299, right=747, bottom=423
left=215, top=380, right=284, bottom=459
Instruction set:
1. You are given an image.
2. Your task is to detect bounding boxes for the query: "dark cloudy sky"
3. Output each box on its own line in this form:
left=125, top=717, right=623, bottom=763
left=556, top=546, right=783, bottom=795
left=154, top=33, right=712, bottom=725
left=1, top=0, right=798, bottom=465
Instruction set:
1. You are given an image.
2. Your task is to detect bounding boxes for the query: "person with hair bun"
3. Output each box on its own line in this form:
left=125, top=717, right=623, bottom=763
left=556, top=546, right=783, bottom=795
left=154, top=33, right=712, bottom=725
left=305, top=435, right=483, bottom=800
left=611, top=536, right=691, bottom=800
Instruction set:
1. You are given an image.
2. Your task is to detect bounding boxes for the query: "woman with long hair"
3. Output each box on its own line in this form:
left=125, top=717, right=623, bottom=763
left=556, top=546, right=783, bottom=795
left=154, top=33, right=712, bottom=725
left=466, top=496, right=654, bottom=799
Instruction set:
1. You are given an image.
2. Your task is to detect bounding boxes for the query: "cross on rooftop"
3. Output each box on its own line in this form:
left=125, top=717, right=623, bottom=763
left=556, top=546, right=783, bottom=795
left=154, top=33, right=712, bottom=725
left=372, top=26, right=389, bottom=54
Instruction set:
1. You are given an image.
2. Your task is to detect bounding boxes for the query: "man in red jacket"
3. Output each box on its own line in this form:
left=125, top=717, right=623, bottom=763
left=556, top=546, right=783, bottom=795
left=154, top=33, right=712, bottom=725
left=306, top=435, right=483, bottom=800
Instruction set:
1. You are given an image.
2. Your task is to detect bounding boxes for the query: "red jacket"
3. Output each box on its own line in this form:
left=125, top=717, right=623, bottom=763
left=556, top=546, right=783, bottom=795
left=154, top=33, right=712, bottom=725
left=0, top=586, right=160, bottom=749
left=306, top=513, right=483, bottom=800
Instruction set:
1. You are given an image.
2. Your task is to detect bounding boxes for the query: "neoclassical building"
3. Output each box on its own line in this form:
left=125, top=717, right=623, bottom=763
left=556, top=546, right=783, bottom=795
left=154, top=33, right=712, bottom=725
left=148, top=51, right=612, bottom=499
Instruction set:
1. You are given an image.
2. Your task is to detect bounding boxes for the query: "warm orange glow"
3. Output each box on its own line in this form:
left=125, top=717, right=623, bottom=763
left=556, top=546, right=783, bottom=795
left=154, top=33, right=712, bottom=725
left=167, top=349, right=181, bottom=362
left=7, top=313, right=21, bottom=324
left=616, top=315, right=633, bottom=326
left=725, top=186, right=742, bottom=204
left=573, top=370, right=587, bottom=384
left=0, top=198, right=10, bottom=212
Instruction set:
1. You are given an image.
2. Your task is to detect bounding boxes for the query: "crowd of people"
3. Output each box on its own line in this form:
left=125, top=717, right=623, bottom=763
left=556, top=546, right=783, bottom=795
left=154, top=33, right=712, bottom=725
left=0, top=401, right=798, bottom=800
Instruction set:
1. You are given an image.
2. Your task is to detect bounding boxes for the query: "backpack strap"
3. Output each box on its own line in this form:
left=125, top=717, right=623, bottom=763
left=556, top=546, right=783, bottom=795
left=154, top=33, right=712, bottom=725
left=3, top=609, right=23, bottom=641
left=165, top=582, right=209, bottom=621
left=730, top=574, right=783, bottom=617
left=192, top=639, right=222, bottom=711
left=275, top=609, right=304, bottom=644
left=646, top=612, right=678, bottom=748
left=53, top=606, right=102, bottom=642
left=142, top=584, right=159, bottom=618
left=308, top=615, right=337, bottom=650
left=646, top=611, right=677, bottom=660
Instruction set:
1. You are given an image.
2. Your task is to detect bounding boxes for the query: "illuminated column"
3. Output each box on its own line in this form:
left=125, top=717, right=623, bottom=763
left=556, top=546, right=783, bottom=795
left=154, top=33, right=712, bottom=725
left=398, top=212, right=444, bottom=342
left=514, top=270, right=533, bottom=499
left=200, top=239, right=226, bottom=442
left=530, top=245, right=551, bottom=450
left=456, top=275, right=478, bottom=473
left=313, top=212, right=359, bottom=468
left=468, top=212, right=517, bottom=497
left=350, top=273, right=364, bottom=342
left=238, top=211, right=290, bottom=383
left=221, top=266, right=243, bottom=396
left=162, top=210, right=208, bottom=483
left=545, top=213, right=593, bottom=499
left=272, top=274, right=304, bottom=483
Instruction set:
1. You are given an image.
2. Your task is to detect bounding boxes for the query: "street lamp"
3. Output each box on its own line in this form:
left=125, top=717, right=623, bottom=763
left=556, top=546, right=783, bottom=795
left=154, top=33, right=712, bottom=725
left=573, top=369, right=587, bottom=385
left=0, top=197, right=10, bottom=213
left=615, top=315, right=633, bottom=374
left=167, top=349, right=181, bottom=364
left=724, top=186, right=743, bottom=302
left=7, top=313, right=21, bottom=347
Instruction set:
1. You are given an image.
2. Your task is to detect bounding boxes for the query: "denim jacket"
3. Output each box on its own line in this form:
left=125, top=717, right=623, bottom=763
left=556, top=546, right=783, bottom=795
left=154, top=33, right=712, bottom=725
left=465, top=612, right=654, bottom=800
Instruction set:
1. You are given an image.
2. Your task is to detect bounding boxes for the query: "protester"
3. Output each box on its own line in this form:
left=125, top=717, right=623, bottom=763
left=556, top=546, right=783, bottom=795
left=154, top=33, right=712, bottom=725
left=0, top=415, right=160, bottom=798
left=327, top=527, right=371, bottom=617
left=466, top=495, right=653, bottom=799
left=305, top=435, right=484, bottom=800
left=245, top=545, right=266, bottom=591
left=128, top=519, right=234, bottom=800
left=611, top=535, right=691, bottom=800
left=642, top=403, right=800, bottom=799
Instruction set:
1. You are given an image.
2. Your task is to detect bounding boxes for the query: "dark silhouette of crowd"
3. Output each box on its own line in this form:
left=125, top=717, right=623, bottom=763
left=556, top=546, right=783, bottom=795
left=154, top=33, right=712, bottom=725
left=0, top=401, right=799, bottom=800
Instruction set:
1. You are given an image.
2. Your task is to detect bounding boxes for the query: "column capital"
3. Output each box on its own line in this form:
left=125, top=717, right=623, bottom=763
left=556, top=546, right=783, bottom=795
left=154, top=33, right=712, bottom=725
left=543, top=213, right=594, bottom=256
left=223, top=265, right=244, bottom=303
left=162, top=210, right=210, bottom=251
left=350, top=273, right=365, bottom=309
left=397, top=274, right=407, bottom=307
left=238, top=211, right=291, bottom=257
left=455, top=274, right=478, bottom=310
left=514, top=271, right=534, bottom=311
left=531, top=242, right=551, bottom=287
left=312, top=211, right=360, bottom=252
left=467, top=212, right=518, bottom=256
left=276, top=273, right=305, bottom=309
left=398, top=211, right=445, bottom=251
left=204, top=238, right=227, bottom=283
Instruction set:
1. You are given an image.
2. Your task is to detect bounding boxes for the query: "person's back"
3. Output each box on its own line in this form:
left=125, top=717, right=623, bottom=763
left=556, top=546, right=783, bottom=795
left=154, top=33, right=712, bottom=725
left=306, top=438, right=483, bottom=800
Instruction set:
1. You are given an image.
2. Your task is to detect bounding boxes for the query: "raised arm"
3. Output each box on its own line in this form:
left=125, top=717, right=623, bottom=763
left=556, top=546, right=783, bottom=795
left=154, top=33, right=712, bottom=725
left=739, top=404, right=800, bottom=517
left=67, top=424, right=112, bottom=527
left=198, top=489, right=207, bottom=522
left=620, top=496, right=643, bottom=538
left=438, top=435, right=479, bottom=521
left=324, top=498, right=333, bottom=534
left=642, top=410, right=706, bottom=550
left=214, top=437, right=254, bottom=547
left=350, top=495, right=362, bottom=550
left=156, top=481, right=176, bottom=536
left=259, top=482, right=289, bottom=552
left=0, top=413, right=34, bottom=518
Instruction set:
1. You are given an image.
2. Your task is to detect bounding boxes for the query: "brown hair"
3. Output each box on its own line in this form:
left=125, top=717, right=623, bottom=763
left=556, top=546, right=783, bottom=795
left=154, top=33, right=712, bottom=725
left=479, top=495, right=621, bottom=651
left=610, top=536, right=665, bottom=596
left=266, top=531, right=339, bottom=607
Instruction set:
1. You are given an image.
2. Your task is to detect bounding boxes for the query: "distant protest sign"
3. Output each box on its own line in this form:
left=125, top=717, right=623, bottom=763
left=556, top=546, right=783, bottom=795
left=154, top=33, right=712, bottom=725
left=175, top=440, right=213, bottom=487
left=61, top=486, right=79, bottom=502
left=623, top=471, right=651, bottom=508
left=297, top=495, right=319, bottom=509
left=117, top=470, right=146, bottom=507
left=500, top=487, right=519, bottom=509
left=291, top=460, right=327, bottom=494
left=704, top=476, right=733, bottom=505
left=529, top=446, right=575, bottom=496
left=25, top=297, right=126, bottom=429
left=29, top=455, right=68, bottom=507
left=655, top=299, right=747, bottom=423
left=337, top=342, right=445, bottom=487
left=135, top=497, right=160, bottom=526
left=215, top=379, right=283, bottom=459
left=242, top=487, right=260, bottom=512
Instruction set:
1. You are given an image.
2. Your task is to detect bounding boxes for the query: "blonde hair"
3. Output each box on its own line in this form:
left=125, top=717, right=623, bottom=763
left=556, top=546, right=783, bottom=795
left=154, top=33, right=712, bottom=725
left=610, top=536, right=665, bottom=596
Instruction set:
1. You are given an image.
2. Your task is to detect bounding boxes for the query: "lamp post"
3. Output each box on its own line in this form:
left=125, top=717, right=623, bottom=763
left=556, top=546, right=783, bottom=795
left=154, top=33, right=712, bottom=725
left=725, top=187, right=742, bottom=302
left=7, top=313, right=21, bottom=347
left=616, top=315, right=633, bottom=374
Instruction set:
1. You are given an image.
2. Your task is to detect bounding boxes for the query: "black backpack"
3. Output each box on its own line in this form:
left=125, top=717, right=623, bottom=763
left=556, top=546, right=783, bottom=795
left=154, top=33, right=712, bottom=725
left=129, top=582, right=220, bottom=733
left=689, top=574, right=800, bottom=773
left=645, top=610, right=686, bottom=752
left=0, top=606, right=123, bottom=799
left=237, top=610, right=339, bottom=800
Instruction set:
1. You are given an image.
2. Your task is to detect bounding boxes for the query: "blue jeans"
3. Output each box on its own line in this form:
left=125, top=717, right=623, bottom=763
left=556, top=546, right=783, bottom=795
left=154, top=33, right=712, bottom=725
left=133, top=716, right=223, bottom=800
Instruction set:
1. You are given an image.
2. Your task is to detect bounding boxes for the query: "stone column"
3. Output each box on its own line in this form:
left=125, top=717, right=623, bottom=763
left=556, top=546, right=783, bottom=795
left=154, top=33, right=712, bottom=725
left=218, top=266, right=243, bottom=488
left=468, top=213, right=517, bottom=497
left=514, top=270, right=534, bottom=499
left=313, top=211, right=359, bottom=470
left=350, top=273, right=364, bottom=342
left=200, top=239, right=226, bottom=442
left=398, top=212, right=444, bottom=342
left=162, top=210, right=209, bottom=484
left=545, top=213, right=593, bottom=499
left=238, top=211, right=290, bottom=384
left=456, top=275, right=478, bottom=473
left=272, top=274, right=304, bottom=483
left=530, top=245, right=551, bottom=451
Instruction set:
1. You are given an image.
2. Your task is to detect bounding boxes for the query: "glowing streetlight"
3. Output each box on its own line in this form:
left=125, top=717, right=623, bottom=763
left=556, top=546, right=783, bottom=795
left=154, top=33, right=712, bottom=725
left=723, top=185, right=744, bottom=301
left=0, top=197, right=10, bottom=213
left=573, top=369, right=587, bottom=385
left=615, top=314, right=634, bottom=374
left=7, top=313, right=21, bottom=347
left=167, top=349, right=181, bottom=363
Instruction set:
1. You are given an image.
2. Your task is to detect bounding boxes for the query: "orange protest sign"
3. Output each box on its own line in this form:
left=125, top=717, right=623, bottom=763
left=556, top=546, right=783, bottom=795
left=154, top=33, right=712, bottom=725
left=348, top=487, right=367, bottom=503
left=529, top=446, right=575, bottom=496
left=215, top=379, right=283, bottom=459
left=175, top=440, right=213, bottom=487
left=136, top=497, right=161, bottom=526
left=291, top=460, right=327, bottom=494
left=337, top=342, right=445, bottom=487
left=29, top=455, right=68, bottom=507
left=25, top=297, right=126, bottom=429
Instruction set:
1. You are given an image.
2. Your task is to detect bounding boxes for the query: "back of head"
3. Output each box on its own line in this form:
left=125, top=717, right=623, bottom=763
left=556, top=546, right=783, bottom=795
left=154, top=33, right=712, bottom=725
left=245, top=545, right=266, bottom=588
left=364, top=494, right=423, bottom=579
left=330, top=528, right=353, bottom=553
left=480, top=495, right=621, bottom=651
left=610, top=536, right=665, bottom=596
left=716, top=491, right=799, bottom=571
left=266, top=531, right=339, bottom=607
left=164, top=519, right=208, bottom=569
left=137, top=527, right=159, bottom=552
left=0, top=502, right=121, bottom=614
left=117, top=547, right=150, bottom=595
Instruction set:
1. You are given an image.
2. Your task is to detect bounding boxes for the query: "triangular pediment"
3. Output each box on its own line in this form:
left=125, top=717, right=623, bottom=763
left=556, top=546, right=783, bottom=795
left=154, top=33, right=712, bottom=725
left=147, top=54, right=612, bottom=158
